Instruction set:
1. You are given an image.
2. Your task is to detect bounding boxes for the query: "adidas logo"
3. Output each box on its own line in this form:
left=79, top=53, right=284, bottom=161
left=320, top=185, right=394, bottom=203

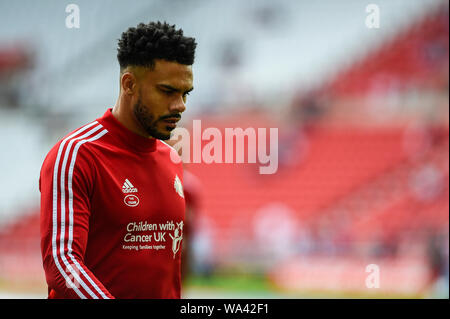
left=122, top=179, right=138, bottom=193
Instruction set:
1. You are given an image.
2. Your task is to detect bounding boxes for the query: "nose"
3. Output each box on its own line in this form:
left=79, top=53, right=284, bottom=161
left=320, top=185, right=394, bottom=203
left=169, top=96, right=186, bottom=114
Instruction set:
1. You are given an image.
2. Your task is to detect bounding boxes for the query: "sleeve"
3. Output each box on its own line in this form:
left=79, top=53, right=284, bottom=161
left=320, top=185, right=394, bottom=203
left=39, top=141, right=114, bottom=299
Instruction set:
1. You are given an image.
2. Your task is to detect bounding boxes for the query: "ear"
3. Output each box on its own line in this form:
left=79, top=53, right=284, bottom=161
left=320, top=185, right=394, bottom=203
left=120, top=71, right=137, bottom=95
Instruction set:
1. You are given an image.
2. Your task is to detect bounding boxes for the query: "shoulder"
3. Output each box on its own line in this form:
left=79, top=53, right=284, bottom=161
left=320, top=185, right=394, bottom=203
left=41, top=120, right=108, bottom=173
left=157, top=139, right=183, bottom=167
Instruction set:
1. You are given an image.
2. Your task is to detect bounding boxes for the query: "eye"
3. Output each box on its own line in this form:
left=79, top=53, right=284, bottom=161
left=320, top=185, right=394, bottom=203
left=160, top=88, right=174, bottom=95
left=183, top=92, right=190, bottom=98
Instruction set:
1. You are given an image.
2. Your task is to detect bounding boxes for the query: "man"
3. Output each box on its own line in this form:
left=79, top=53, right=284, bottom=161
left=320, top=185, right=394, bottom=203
left=39, top=21, right=196, bottom=299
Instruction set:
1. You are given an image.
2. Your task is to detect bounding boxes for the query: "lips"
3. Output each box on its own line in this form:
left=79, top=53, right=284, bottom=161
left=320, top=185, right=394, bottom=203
left=163, top=117, right=180, bottom=124
left=162, top=117, right=180, bottom=130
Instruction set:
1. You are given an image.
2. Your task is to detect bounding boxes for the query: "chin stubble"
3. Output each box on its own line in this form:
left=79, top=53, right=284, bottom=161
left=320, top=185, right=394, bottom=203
left=133, top=99, right=172, bottom=140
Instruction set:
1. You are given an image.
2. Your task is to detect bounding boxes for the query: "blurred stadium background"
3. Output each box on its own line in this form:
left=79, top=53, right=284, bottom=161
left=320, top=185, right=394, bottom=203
left=0, top=0, right=448, bottom=298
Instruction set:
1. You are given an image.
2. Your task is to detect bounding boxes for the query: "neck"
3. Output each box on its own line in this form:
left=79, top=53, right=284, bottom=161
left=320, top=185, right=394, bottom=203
left=112, top=96, right=152, bottom=139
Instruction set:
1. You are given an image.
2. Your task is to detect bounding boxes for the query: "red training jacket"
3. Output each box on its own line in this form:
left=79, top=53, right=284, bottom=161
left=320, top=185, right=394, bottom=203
left=39, top=108, right=185, bottom=299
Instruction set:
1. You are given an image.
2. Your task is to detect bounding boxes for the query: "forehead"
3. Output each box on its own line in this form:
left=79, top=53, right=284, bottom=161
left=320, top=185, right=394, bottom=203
left=141, top=59, right=193, bottom=89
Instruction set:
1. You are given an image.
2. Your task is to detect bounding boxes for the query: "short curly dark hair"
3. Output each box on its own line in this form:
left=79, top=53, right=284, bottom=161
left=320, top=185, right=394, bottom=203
left=117, top=21, right=197, bottom=70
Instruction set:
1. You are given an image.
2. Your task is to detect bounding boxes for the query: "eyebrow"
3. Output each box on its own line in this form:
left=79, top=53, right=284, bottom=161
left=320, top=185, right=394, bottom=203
left=157, top=84, right=194, bottom=94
